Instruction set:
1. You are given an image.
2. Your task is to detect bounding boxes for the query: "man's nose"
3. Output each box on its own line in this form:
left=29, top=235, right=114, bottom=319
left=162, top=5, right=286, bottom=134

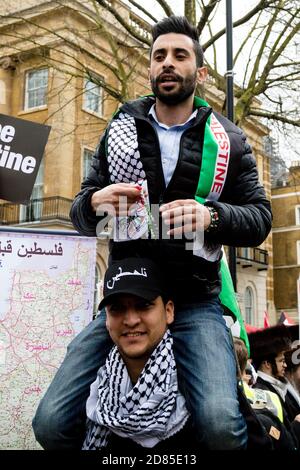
left=123, top=310, right=141, bottom=327
left=162, top=54, right=175, bottom=69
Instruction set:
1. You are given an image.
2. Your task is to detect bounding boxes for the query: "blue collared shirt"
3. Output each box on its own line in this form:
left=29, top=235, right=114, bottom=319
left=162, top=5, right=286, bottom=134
left=148, top=104, right=197, bottom=186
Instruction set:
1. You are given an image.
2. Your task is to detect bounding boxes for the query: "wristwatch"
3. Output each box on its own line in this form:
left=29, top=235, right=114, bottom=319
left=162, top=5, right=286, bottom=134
left=205, top=206, right=219, bottom=232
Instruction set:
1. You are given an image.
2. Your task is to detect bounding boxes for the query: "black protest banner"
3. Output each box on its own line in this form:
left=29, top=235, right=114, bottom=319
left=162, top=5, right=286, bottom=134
left=0, top=114, right=51, bottom=203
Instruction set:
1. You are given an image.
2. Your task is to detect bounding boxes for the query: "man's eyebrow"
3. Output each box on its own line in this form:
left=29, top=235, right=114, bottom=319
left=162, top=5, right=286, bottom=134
left=153, top=47, right=190, bottom=55
left=174, top=48, right=190, bottom=54
left=107, top=302, right=122, bottom=308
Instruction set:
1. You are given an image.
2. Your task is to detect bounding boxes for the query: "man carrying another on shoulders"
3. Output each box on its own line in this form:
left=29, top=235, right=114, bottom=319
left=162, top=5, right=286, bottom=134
left=33, top=16, right=272, bottom=450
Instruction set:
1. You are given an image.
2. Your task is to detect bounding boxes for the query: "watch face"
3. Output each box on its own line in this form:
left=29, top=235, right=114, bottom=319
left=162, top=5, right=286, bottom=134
left=207, top=207, right=219, bottom=231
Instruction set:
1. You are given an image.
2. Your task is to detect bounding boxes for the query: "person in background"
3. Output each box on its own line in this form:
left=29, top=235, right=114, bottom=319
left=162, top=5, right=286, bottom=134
left=284, top=345, right=300, bottom=423
left=234, top=337, right=297, bottom=450
left=249, top=325, right=300, bottom=445
left=244, top=360, right=257, bottom=387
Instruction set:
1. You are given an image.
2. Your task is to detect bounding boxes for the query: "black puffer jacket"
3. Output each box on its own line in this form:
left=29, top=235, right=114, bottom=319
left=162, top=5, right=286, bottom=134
left=70, top=96, right=272, bottom=302
left=254, top=377, right=300, bottom=447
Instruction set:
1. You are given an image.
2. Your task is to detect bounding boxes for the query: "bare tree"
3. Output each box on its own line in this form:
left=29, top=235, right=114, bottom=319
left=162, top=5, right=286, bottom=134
left=0, top=0, right=299, bottom=132
left=95, top=0, right=299, bottom=129
left=0, top=0, right=149, bottom=116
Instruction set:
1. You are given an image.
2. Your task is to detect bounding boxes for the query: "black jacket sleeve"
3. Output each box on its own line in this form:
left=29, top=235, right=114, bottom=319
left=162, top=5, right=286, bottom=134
left=70, top=130, right=110, bottom=236
left=291, top=419, right=300, bottom=447
left=206, top=130, right=272, bottom=247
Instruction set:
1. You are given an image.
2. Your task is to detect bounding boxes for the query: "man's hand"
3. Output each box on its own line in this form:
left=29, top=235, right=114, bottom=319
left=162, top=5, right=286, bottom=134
left=160, top=199, right=211, bottom=236
left=91, top=183, right=142, bottom=216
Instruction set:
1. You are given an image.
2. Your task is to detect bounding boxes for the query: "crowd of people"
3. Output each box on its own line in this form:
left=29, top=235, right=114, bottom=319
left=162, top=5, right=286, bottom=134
left=234, top=327, right=300, bottom=450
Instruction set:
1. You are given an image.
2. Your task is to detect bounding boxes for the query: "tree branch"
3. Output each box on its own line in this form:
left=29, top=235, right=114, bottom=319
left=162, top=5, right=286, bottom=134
left=205, top=63, right=226, bottom=93
left=260, top=10, right=300, bottom=83
left=271, top=61, right=300, bottom=69
left=202, top=0, right=217, bottom=71
left=247, top=0, right=281, bottom=89
left=1, top=9, right=142, bottom=104
left=0, top=14, right=122, bottom=79
left=94, top=0, right=151, bottom=46
left=127, top=0, right=158, bottom=23
left=202, top=0, right=278, bottom=50
left=197, top=0, right=220, bottom=36
left=233, top=11, right=263, bottom=67
left=155, top=0, right=174, bottom=17
left=249, top=108, right=300, bottom=126
left=262, top=91, right=283, bottom=106
left=185, top=0, right=197, bottom=24
left=266, top=70, right=300, bottom=85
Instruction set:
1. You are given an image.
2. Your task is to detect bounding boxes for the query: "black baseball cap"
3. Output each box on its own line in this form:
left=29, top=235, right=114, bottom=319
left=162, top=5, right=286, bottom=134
left=99, top=258, right=166, bottom=309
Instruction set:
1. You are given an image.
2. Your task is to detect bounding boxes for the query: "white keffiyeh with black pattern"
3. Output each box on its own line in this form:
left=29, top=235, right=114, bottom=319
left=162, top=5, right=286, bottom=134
left=82, top=330, right=189, bottom=450
left=107, top=112, right=146, bottom=184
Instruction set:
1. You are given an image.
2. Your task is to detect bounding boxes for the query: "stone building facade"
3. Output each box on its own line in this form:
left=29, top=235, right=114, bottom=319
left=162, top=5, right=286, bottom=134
left=271, top=163, right=300, bottom=322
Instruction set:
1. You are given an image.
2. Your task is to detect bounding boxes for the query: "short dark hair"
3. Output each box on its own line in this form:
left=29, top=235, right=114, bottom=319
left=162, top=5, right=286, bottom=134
left=248, top=325, right=292, bottom=371
left=233, top=337, right=248, bottom=374
left=151, top=16, right=204, bottom=67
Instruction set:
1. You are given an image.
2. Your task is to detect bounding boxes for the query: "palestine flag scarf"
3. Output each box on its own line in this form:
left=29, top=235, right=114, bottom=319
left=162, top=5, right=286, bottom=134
left=194, top=97, right=249, bottom=352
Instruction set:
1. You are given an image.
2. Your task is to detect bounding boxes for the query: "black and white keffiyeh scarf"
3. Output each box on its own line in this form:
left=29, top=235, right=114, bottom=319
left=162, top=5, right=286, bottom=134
left=107, top=112, right=146, bottom=184
left=82, top=330, right=189, bottom=450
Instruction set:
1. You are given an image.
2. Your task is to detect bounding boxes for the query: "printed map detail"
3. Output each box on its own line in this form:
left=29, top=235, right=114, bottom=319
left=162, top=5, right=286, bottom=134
left=0, top=232, right=96, bottom=449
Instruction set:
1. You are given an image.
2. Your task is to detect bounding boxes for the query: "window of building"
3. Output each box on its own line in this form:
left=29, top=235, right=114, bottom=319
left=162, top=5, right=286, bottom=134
left=25, top=68, right=48, bottom=109
left=19, top=158, right=44, bottom=222
left=244, top=286, right=255, bottom=324
left=0, top=79, right=5, bottom=105
left=240, top=247, right=250, bottom=260
left=83, top=75, right=103, bottom=116
left=297, top=241, right=300, bottom=265
left=82, top=148, right=94, bottom=180
left=295, top=206, right=300, bottom=225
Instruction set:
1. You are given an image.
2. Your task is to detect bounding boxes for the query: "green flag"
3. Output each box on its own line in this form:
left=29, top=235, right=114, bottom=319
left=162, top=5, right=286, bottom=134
left=193, top=96, right=249, bottom=352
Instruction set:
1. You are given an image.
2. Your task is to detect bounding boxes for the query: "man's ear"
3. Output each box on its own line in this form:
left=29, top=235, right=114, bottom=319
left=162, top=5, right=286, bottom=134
left=148, top=67, right=151, bottom=84
left=262, top=360, right=271, bottom=371
left=197, top=66, right=207, bottom=85
left=165, top=300, right=175, bottom=325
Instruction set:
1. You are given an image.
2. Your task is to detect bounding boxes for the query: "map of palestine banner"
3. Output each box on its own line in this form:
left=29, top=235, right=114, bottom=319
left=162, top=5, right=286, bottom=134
left=0, top=231, right=97, bottom=449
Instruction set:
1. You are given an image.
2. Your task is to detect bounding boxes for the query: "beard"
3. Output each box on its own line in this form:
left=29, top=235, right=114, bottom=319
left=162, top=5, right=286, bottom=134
left=271, top=361, right=287, bottom=382
left=150, top=69, right=197, bottom=105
